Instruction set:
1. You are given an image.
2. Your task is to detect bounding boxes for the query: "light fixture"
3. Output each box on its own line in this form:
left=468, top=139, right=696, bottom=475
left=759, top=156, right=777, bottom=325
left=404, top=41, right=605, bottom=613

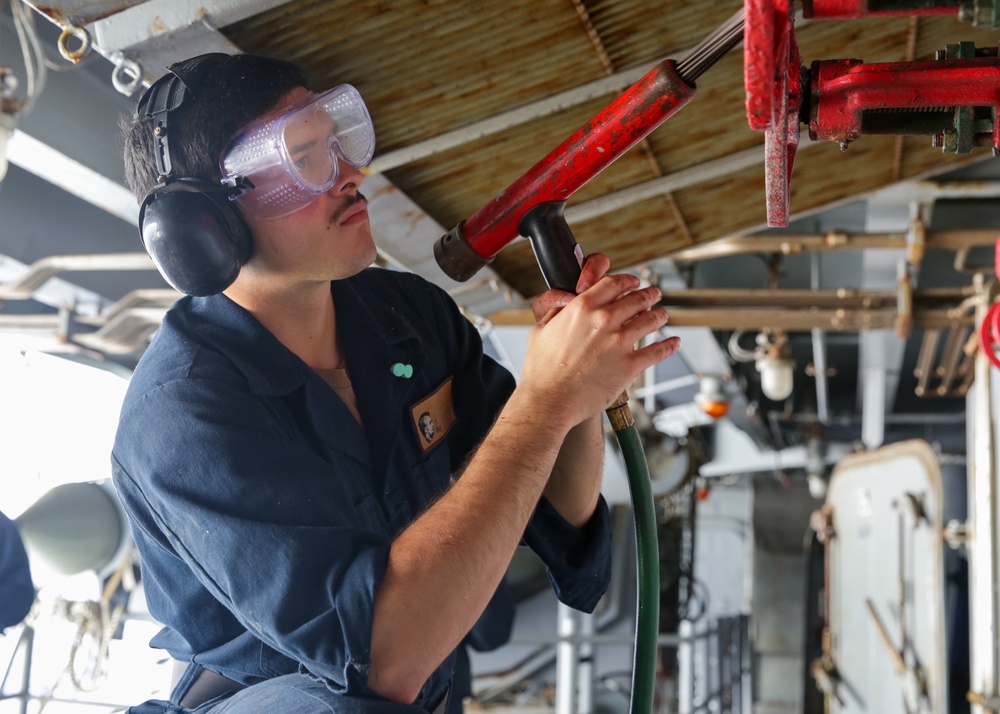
left=755, top=330, right=795, bottom=401
left=728, top=327, right=796, bottom=402
left=0, top=67, right=21, bottom=183
left=694, top=375, right=730, bottom=418
left=0, top=118, right=13, bottom=183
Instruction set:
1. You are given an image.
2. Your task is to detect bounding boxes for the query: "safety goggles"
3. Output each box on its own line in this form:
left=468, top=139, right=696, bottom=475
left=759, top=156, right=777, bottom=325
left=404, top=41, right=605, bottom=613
left=220, top=84, right=375, bottom=220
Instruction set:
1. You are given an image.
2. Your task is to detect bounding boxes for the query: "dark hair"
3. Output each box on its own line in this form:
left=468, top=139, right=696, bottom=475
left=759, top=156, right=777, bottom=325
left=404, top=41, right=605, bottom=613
left=122, top=53, right=308, bottom=202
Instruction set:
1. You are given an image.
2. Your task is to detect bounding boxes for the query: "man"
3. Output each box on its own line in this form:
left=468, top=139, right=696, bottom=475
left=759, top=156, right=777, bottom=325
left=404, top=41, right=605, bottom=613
left=113, top=52, right=679, bottom=713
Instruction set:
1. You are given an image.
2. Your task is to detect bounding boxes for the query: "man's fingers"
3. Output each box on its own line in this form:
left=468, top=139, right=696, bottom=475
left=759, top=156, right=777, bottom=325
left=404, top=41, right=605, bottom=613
left=621, top=306, right=670, bottom=342
left=576, top=253, right=611, bottom=294
left=577, top=273, right=642, bottom=305
left=531, top=290, right=574, bottom=323
left=634, top=335, right=682, bottom=368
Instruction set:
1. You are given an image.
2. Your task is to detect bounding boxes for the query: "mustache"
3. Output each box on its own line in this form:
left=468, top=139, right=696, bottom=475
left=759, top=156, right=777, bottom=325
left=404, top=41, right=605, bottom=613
left=331, top=192, right=368, bottom=224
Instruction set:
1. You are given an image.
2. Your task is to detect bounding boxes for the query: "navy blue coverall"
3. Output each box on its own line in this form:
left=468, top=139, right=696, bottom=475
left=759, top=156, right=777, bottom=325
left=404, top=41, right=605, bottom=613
left=112, top=268, right=612, bottom=712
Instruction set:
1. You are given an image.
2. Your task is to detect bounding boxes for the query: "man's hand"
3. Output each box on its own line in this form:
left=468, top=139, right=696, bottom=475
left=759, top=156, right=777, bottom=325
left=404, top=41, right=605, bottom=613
left=530, top=253, right=613, bottom=322
left=520, top=254, right=680, bottom=429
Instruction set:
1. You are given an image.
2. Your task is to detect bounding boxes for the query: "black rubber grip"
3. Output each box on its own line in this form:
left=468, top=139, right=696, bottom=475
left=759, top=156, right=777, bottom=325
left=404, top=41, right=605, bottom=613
left=518, top=201, right=583, bottom=293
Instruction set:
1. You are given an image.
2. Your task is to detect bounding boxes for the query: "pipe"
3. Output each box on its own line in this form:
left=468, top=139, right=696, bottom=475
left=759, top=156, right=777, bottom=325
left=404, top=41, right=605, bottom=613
left=967, top=288, right=1000, bottom=712
left=811, top=255, right=830, bottom=424
left=556, top=603, right=580, bottom=714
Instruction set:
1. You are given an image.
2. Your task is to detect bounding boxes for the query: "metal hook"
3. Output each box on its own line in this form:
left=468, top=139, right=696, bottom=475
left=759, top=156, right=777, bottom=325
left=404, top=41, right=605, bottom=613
left=57, top=25, right=91, bottom=64
left=111, top=56, right=143, bottom=97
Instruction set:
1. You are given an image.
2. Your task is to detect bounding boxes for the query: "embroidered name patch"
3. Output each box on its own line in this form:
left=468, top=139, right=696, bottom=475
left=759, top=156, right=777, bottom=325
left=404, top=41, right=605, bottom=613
left=410, top=378, right=457, bottom=453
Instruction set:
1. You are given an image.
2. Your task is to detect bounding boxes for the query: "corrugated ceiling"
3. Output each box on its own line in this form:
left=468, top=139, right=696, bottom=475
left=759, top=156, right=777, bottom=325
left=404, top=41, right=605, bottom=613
left=226, top=1, right=996, bottom=297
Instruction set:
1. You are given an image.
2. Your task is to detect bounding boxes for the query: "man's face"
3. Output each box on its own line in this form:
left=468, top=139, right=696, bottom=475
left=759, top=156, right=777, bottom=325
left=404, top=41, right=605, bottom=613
left=237, top=88, right=378, bottom=286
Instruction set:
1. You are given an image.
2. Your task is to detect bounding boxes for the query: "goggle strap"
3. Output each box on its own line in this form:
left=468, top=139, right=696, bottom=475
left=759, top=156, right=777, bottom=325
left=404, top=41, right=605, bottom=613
left=220, top=175, right=255, bottom=198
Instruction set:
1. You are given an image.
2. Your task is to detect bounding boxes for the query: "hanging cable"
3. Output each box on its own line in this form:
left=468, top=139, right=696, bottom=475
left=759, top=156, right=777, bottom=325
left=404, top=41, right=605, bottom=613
left=8, top=0, right=47, bottom=116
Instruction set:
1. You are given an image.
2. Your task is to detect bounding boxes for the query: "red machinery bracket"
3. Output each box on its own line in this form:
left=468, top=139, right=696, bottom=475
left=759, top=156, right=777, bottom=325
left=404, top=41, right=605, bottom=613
left=745, top=0, right=801, bottom=228
left=809, top=49, right=1000, bottom=153
left=745, top=0, right=1000, bottom=228
left=803, top=0, right=959, bottom=19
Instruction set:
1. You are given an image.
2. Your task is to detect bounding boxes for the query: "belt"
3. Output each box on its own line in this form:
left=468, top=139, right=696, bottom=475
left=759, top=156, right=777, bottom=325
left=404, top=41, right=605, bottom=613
left=176, top=663, right=451, bottom=712
left=177, top=666, right=246, bottom=709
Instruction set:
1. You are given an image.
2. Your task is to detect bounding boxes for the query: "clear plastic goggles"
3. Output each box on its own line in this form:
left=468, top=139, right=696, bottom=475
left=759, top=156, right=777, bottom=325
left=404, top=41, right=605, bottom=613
left=220, top=84, right=375, bottom=220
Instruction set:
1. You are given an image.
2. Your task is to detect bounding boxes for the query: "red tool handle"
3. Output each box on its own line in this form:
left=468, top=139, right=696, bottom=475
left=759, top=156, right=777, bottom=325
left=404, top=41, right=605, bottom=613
left=435, top=60, right=696, bottom=282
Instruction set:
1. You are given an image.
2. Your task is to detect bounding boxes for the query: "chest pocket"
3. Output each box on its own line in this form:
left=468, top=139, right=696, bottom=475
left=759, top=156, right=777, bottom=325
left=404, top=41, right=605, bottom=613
left=383, top=378, right=458, bottom=530
left=408, top=377, right=457, bottom=455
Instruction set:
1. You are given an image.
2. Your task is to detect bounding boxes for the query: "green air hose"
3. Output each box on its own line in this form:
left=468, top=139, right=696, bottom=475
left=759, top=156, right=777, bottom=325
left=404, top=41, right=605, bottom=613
left=510, top=206, right=666, bottom=712
left=606, top=396, right=659, bottom=714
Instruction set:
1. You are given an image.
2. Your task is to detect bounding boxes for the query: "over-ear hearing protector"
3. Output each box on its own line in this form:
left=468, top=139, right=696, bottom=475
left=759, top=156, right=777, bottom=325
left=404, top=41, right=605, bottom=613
left=137, top=54, right=252, bottom=297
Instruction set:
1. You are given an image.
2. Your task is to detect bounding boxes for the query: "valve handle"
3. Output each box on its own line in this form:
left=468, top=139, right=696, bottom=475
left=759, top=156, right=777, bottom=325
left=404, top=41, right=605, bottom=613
left=979, top=302, right=1000, bottom=370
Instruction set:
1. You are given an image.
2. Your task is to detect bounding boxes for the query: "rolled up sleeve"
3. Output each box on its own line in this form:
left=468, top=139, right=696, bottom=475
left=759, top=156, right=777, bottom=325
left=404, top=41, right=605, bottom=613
left=523, top=494, right=612, bottom=612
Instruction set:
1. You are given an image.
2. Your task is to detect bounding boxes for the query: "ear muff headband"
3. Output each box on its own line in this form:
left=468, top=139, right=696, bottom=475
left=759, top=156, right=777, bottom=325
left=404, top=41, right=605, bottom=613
left=137, top=54, right=252, bottom=297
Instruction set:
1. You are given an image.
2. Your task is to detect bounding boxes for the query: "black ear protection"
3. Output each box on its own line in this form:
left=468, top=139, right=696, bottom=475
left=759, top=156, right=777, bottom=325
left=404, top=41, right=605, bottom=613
left=137, top=54, right=252, bottom=297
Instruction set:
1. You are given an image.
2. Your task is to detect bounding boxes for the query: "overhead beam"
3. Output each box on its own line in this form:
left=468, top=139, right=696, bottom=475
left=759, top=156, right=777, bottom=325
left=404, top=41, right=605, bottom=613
left=666, top=225, right=1000, bottom=262
left=19, top=1, right=146, bottom=27
left=487, top=307, right=974, bottom=331
left=0, top=252, right=155, bottom=299
left=74, top=306, right=166, bottom=354
left=83, top=0, right=297, bottom=54
left=7, top=131, right=138, bottom=225
left=658, top=287, right=973, bottom=310
left=24, top=0, right=296, bottom=90
left=0, top=253, right=111, bottom=316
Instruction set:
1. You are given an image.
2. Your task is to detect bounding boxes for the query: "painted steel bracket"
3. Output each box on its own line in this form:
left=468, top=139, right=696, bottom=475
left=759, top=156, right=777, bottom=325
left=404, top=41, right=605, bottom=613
left=745, top=0, right=1000, bottom=227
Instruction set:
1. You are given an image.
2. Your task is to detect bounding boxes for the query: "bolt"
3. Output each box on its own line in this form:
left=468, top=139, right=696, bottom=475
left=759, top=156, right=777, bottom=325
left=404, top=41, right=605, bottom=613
left=154, top=126, right=163, bottom=136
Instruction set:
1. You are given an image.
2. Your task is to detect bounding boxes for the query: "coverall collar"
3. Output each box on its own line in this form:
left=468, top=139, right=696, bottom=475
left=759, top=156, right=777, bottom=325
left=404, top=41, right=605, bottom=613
left=183, top=270, right=422, bottom=397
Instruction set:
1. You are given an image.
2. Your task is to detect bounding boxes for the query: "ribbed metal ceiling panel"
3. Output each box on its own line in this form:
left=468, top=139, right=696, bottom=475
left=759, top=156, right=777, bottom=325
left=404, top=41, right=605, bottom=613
left=225, top=3, right=999, bottom=298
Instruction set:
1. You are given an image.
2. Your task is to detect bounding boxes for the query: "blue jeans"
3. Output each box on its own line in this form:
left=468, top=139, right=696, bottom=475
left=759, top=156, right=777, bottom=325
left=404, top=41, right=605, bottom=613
left=126, top=674, right=433, bottom=714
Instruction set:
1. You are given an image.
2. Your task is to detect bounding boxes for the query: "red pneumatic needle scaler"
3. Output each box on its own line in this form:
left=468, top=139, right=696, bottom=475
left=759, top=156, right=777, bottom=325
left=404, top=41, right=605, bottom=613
left=434, top=8, right=746, bottom=293
left=433, top=10, right=746, bottom=714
